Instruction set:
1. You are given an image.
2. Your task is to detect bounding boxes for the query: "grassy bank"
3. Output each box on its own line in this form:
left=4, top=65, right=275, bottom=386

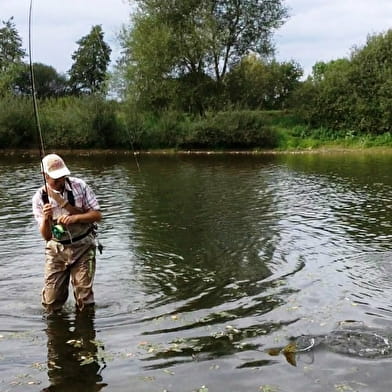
left=1, top=95, right=392, bottom=152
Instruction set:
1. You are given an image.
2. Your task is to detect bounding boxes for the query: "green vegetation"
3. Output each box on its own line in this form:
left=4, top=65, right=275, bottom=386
left=68, top=25, right=111, bottom=95
left=0, top=4, right=392, bottom=152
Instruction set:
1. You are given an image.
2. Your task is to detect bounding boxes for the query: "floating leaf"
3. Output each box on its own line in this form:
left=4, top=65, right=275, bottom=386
left=163, top=369, right=175, bottom=375
left=282, top=342, right=297, bottom=366
left=79, top=355, right=95, bottom=366
left=335, top=384, right=354, bottom=392
left=66, top=339, right=83, bottom=348
left=283, top=351, right=297, bottom=367
left=267, top=347, right=281, bottom=356
left=282, top=342, right=297, bottom=353
left=259, top=385, right=279, bottom=392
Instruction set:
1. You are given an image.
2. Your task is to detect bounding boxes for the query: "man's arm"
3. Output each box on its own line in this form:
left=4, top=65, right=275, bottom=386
left=39, top=203, right=54, bottom=241
left=57, top=209, right=102, bottom=226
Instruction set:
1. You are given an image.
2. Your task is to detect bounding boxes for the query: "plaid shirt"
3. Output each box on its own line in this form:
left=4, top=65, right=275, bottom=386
left=32, top=176, right=100, bottom=225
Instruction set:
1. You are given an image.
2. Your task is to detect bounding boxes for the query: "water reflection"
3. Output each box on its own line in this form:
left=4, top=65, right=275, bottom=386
left=41, top=308, right=107, bottom=392
left=129, top=156, right=277, bottom=309
left=4, top=153, right=392, bottom=392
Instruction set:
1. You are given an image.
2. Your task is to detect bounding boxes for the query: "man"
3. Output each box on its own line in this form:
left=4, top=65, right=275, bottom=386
left=32, top=153, right=102, bottom=312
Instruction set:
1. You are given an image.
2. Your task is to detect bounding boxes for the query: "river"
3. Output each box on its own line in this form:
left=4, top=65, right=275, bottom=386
left=1, top=151, right=392, bottom=392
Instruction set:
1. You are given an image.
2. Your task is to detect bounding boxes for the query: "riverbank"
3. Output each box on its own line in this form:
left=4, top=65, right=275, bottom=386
left=2, top=98, right=392, bottom=151
left=2, top=144, right=392, bottom=157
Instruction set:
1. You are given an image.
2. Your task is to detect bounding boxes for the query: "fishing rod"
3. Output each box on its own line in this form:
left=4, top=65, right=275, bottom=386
left=92, top=26, right=141, bottom=172
left=28, top=0, right=49, bottom=200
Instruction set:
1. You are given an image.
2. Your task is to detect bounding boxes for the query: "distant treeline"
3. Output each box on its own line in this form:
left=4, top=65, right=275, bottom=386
left=295, top=29, right=392, bottom=137
left=0, top=95, right=288, bottom=150
left=1, top=3, right=392, bottom=150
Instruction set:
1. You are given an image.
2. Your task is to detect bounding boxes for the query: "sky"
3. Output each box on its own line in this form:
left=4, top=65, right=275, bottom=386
left=2, top=0, right=392, bottom=77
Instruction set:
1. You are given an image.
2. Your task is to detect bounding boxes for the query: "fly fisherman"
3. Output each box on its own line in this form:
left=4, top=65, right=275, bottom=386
left=32, top=154, right=102, bottom=313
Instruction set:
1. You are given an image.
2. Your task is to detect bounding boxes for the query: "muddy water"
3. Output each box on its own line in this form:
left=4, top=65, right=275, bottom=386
left=1, top=152, right=392, bottom=392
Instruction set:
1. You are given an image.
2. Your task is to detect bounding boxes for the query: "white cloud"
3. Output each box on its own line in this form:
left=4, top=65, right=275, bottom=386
left=276, top=0, right=392, bottom=75
left=2, top=0, right=131, bottom=73
left=1, top=0, right=392, bottom=77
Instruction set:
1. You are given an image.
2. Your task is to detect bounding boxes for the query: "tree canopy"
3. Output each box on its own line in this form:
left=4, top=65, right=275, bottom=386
left=0, top=17, right=26, bottom=95
left=295, top=29, right=392, bottom=134
left=13, top=63, right=68, bottom=99
left=224, top=54, right=303, bottom=109
left=0, top=17, right=25, bottom=72
left=68, top=25, right=112, bottom=95
left=118, top=0, right=289, bottom=110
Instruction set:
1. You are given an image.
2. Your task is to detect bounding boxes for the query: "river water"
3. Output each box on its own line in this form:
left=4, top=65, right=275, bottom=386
left=1, top=151, right=392, bottom=392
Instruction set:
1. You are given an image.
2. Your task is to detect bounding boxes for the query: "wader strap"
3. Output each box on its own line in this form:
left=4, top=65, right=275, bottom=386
left=41, top=178, right=75, bottom=206
left=57, top=226, right=93, bottom=245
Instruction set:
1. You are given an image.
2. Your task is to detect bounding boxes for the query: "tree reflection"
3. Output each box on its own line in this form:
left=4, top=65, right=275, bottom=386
left=41, top=307, right=107, bottom=392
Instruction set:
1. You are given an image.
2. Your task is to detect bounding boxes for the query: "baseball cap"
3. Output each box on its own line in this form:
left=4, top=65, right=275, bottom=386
left=42, top=154, right=71, bottom=179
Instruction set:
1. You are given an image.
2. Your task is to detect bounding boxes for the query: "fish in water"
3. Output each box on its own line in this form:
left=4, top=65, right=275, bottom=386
left=268, top=321, right=392, bottom=366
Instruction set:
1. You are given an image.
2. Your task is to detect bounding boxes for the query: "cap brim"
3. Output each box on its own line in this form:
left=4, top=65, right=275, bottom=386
left=47, top=167, right=70, bottom=179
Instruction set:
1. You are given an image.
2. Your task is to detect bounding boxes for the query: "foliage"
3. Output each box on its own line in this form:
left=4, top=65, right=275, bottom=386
left=180, top=110, right=280, bottom=149
left=13, top=63, right=68, bottom=99
left=223, top=54, right=303, bottom=110
left=39, top=96, right=121, bottom=148
left=2, top=90, right=392, bottom=151
left=0, top=17, right=26, bottom=96
left=0, top=96, right=34, bottom=147
left=117, top=15, right=177, bottom=110
left=68, top=25, right=112, bottom=95
left=349, top=30, right=392, bottom=134
left=118, top=0, right=288, bottom=111
left=294, top=29, right=392, bottom=136
left=0, top=17, right=25, bottom=72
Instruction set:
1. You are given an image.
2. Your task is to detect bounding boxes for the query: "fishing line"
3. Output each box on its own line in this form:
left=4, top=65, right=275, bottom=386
left=28, top=0, right=48, bottom=195
left=92, top=26, right=141, bottom=172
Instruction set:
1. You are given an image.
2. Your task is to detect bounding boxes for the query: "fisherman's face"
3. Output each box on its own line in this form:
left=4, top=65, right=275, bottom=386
left=45, top=174, right=66, bottom=192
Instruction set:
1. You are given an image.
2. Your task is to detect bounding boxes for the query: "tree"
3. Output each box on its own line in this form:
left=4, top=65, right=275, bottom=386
left=68, top=25, right=111, bottom=95
left=349, top=30, right=392, bottom=133
left=224, top=55, right=302, bottom=110
left=0, top=17, right=25, bottom=95
left=13, top=63, right=68, bottom=99
left=0, top=17, right=25, bottom=72
left=303, top=58, right=355, bottom=131
left=118, top=0, right=288, bottom=110
left=295, top=30, right=392, bottom=134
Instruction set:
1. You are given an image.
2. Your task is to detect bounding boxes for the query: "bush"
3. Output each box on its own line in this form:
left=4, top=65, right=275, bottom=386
left=0, top=96, right=35, bottom=147
left=180, top=111, right=279, bottom=149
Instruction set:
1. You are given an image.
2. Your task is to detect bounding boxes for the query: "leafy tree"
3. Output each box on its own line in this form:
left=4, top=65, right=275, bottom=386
left=349, top=30, right=392, bottom=133
left=303, top=58, right=355, bottom=131
left=224, top=54, right=302, bottom=109
left=0, top=17, right=25, bottom=72
left=68, top=25, right=111, bottom=95
left=295, top=30, right=392, bottom=134
left=117, top=16, right=177, bottom=109
left=13, top=63, right=68, bottom=98
left=118, top=0, right=288, bottom=111
left=0, top=17, right=25, bottom=95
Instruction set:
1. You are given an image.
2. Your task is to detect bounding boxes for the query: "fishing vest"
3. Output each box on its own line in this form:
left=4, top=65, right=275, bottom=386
left=42, top=178, right=93, bottom=244
left=42, top=177, right=75, bottom=206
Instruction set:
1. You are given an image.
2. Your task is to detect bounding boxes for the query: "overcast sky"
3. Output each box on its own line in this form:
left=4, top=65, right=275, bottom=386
left=2, top=0, right=392, bottom=77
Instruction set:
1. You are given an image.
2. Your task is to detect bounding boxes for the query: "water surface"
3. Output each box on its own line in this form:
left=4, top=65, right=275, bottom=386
left=1, top=151, right=392, bottom=392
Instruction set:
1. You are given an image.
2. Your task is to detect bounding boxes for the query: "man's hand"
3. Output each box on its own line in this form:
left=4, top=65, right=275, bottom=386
left=42, top=203, right=53, bottom=221
left=57, top=214, right=78, bottom=225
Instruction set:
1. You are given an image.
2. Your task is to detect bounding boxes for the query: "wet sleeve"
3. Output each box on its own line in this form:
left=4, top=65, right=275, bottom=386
left=32, top=190, right=44, bottom=225
left=83, top=183, right=100, bottom=211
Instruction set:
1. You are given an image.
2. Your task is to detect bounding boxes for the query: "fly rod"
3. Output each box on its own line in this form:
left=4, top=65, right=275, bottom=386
left=28, top=0, right=49, bottom=201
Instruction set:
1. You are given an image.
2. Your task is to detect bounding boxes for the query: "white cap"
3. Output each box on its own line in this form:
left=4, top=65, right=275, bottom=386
left=42, top=154, right=70, bottom=179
